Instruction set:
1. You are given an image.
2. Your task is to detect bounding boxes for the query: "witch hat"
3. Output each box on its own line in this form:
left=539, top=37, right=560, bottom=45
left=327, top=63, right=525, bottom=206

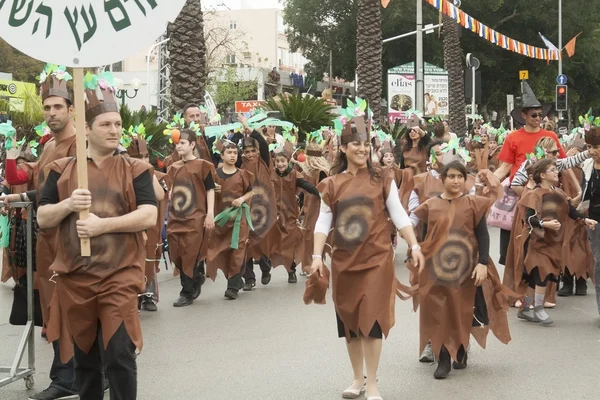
left=510, top=81, right=552, bottom=126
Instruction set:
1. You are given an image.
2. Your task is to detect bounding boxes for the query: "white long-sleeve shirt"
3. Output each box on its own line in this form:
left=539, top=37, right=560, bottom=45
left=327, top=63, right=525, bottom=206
left=511, top=150, right=589, bottom=187
left=315, top=179, right=411, bottom=235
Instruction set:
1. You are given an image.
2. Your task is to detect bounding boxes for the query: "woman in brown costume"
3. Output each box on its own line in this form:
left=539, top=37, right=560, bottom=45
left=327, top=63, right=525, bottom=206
left=206, top=139, right=254, bottom=299
left=400, top=114, right=431, bottom=175
left=308, top=115, right=424, bottom=400
left=514, top=159, right=596, bottom=325
left=37, top=72, right=158, bottom=400
left=413, top=161, right=512, bottom=380
left=166, top=129, right=216, bottom=307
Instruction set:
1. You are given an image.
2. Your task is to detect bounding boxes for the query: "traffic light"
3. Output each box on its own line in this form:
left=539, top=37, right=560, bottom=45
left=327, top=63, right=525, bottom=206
left=556, top=85, right=568, bottom=111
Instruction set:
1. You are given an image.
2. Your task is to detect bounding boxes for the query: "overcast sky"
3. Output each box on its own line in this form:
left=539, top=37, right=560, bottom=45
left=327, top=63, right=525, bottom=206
left=203, top=0, right=283, bottom=10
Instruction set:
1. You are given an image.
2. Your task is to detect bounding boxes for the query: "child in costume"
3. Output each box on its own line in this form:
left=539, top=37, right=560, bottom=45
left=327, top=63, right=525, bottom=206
left=270, top=138, right=320, bottom=282
left=166, top=128, right=216, bottom=307
left=515, top=158, right=596, bottom=325
left=206, top=138, right=254, bottom=300
left=413, top=161, right=513, bottom=379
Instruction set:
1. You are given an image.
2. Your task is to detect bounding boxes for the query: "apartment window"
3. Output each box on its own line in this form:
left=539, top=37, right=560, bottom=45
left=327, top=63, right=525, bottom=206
left=104, top=61, right=123, bottom=72
left=229, top=20, right=237, bottom=29
left=226, top=54, right=236, bottom=64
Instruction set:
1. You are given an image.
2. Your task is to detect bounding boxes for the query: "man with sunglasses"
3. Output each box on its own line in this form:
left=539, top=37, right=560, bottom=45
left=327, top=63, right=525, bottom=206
left=494, top=82, right=566, bottom=182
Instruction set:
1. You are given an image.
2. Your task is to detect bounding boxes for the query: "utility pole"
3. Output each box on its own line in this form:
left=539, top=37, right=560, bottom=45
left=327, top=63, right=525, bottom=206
left=416, top=0, right=424, bottom=112
left=329, top=49, right=333, bottom=91
left=558, top=0, right=563, bottom=121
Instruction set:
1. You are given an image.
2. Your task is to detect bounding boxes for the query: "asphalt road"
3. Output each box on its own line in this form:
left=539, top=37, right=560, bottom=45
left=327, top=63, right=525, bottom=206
left=1, top=227, right=599, bottom=400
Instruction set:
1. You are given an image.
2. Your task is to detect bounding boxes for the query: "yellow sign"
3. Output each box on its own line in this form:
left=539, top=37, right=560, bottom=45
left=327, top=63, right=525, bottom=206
left=519, top=70, right=529, bottom=80
left=0, top=79, right=39, bottom=112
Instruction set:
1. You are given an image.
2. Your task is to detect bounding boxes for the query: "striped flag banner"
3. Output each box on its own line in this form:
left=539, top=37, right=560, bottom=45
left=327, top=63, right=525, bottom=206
left=424, top=0, right=560, bottom=61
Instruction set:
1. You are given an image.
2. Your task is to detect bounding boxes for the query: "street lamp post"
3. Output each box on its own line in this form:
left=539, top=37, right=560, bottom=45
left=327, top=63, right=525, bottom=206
left=115, top=78, right=143, bottom=107
left=416, top=0, right=424, bottom=112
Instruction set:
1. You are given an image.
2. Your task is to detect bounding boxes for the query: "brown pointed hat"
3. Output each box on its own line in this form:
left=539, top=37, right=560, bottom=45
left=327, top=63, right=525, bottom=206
left=83, top=72, right=119, bottom=122
left=510, top=81, right=552, bottom=126
left=339, top=97, right=371, bottom=145
left=38, top=64, right=72, bottom=103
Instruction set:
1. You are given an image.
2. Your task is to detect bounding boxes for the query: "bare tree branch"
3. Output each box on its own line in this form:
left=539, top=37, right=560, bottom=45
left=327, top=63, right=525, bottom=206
left=493, top=7, right=519, bottom=30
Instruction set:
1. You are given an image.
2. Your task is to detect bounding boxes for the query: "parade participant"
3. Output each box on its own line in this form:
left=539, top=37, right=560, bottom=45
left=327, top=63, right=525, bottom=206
left=233, top=115, right=277, bottom=291
left=182, top=103, right=217, bottom=165
left=308, top=108, right=424, bottom=400
left=37, top=71, right=158, bottom=400
left=580, top=126, right=600, bottom=314
left=412, top=161, right=512, bottom=379
left=514, top=159, right=596, bottom=325
left=121, top=125, right=168, bottom=311
left=494, top=82, right=565, bottom=182
left=271, top=144, right=320, bottom=283
left=400, top=113, right=431, bottom=175
left=487, top=129, right=502, bottom=171
left=2, top=64, right=81, bottom=400
left=299, top=131, right=331, bottom=274
left=433, top=120, right=457, bottom=143
left=166, top=128, right=216, bottom=307
left=206, top=138, right=254, bottom=300
left=493, top=82, right=566, bottom=269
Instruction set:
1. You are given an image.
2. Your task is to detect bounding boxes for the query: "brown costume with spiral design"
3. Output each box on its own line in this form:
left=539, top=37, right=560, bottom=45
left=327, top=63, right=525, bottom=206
left=166, top=159, right=216, bottom=280
left=44, top=155, right=152, bottom=363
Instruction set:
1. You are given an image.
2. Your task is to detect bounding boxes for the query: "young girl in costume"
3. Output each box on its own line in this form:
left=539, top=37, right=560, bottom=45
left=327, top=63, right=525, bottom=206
left=299, top=131, right=331, bottom=274
left=308, top=100, right=424, bottom=400
left=400, top=113, right=431, bottom=175
left=270, top=145, right=319, bottom=282
left=515, top=159, right=596, bottom=325
left=413, top=161, right=512, bottom=379
left=206, top=139, right=254, bottom=300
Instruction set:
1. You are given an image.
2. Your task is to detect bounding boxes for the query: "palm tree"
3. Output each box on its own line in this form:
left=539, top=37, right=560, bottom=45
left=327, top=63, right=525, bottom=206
left=356, top=0, right=383, bottom=122
left=442, top=14, right=466, bottom=135
left=167, top=0, right=207, bottom=114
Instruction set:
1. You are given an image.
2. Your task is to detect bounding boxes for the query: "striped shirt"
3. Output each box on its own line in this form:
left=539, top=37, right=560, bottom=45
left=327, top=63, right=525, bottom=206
left=511, top=150, right=590, bottom=187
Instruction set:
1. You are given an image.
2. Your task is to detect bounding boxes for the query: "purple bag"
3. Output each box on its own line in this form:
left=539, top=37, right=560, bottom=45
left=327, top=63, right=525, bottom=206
left=486, top=178, right=518, bottom=231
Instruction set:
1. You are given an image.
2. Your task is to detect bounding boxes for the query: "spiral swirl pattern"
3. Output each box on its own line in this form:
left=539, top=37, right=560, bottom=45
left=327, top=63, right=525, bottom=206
left=334, top=197, right=374, bottom=248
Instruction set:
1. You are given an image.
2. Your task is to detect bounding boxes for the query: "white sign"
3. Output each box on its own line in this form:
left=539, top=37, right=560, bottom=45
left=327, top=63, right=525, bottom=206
left=0, top=0, right=186, bottom=67
left=387, top=74, right=414, bottom=124
left=424, top=75, right=449, bottom=117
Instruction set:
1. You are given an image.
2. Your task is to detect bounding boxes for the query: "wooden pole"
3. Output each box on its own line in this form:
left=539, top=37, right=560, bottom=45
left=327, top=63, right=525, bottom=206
left=73, top=68, right=91, bottom=257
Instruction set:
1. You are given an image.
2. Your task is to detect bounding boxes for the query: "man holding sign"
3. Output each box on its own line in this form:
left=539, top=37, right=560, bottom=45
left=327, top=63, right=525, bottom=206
left=37, top=72, right=157, bottom=400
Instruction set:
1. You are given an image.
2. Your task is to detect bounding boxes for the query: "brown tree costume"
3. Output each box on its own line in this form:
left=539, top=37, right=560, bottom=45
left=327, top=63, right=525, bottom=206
left=318, top=167, right=398, bottom=339
left=166, top=158, right=216, bottom=280
left=45, top=156, right=152, bottom=363
left=300, top=167, right=328, bottom=272
left=206, top=168, right=255, bottom=280
left=241, top=139, right=277, bottom=260
left=413, top=194, right=513, bottom=360
left=402, top=146, right=428, bottom=175
left=516, top=187, right=570, bottom=283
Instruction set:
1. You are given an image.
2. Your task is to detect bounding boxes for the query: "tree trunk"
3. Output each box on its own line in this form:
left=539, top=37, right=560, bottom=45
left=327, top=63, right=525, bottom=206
left=356, top=0, right=382, bottom=123
left=167, top=0, right=207, bottom=114
left=442, top=14, right=466, bottom=136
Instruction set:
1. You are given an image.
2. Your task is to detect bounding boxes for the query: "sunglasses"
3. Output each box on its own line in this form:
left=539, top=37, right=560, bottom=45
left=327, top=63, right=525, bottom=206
left=529, top=113, right=543, bottom=118
left=547, top=150, right=560, bottom=156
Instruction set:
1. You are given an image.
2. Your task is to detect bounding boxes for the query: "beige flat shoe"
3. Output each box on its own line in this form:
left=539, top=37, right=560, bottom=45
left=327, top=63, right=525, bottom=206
left=544, top=302, right=556, bottom=308
left=342, top=383, right=365, bottom=399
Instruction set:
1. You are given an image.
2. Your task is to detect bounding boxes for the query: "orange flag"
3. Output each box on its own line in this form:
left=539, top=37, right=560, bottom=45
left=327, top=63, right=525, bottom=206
left=381, top=0, right=391, bottom=7
left=564, top=32, right=582, bottom=57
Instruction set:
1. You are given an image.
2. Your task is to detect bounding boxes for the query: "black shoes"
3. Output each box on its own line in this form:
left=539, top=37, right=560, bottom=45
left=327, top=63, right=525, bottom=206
left=575, top=278, right=588, bottom=296
left=173, top=295, right=193, bottom=307
left=243, top=280, right=256, bottom=291
left=288, top=271, right=298, bottom=283
left=192, top=274, right=206, bottom=299
left=142, top=299, right=158, bottom=311
left=452, top=351, right=468, bottom=370
left=558, top=278, right=573, bottom=297
left=224, top=289, right=239, bottom=300
left=28, top=386, right=78, bottom=400
left=433, top=347, right=451, bottom=379
left=261, top=271, right=272, bottom=285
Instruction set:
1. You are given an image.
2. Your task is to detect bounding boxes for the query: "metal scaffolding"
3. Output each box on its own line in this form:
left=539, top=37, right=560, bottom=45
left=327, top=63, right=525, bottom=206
left=157, top=34, right=171, bottom=123
left=0, top=202, right=36, bottom=391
